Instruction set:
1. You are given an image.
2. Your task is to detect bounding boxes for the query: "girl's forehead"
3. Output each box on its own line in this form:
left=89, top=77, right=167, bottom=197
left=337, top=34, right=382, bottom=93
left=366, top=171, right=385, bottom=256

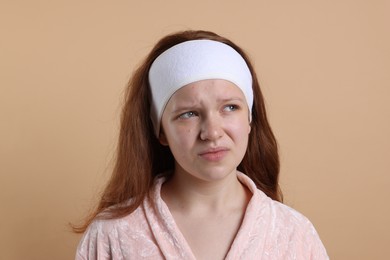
left=163, top=80, right=248, bottom=115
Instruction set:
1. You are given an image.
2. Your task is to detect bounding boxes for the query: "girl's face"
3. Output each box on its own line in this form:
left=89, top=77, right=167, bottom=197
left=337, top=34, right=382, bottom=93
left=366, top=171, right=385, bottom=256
left=160, top=79, right=251, bottom=182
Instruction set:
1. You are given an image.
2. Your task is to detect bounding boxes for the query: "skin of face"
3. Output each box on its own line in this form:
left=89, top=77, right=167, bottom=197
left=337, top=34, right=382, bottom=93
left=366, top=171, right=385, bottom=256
left=159, top=79, right=251, bottom=183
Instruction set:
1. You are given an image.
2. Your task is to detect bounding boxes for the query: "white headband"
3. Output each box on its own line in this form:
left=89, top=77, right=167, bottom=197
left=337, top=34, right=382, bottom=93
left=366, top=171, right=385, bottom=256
left=148, top=39, right=253, bottom=136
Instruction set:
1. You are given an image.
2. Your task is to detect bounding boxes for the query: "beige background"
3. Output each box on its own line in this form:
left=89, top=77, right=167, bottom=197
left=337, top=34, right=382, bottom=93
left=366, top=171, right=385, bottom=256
left=1, top=0, right=389, bottom=259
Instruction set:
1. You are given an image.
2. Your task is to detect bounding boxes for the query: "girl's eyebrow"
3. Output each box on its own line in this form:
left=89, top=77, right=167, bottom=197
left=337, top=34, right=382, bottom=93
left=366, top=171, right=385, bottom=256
left=170, top=104, right=198, bottom=114
left=170, top=97, right=245, bottom=114
left=217, top=97, right=245, bottom=103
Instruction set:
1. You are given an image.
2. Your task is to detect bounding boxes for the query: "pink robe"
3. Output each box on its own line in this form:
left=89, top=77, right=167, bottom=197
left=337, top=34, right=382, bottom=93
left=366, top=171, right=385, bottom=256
left=76, top=173, right=328, bottom=259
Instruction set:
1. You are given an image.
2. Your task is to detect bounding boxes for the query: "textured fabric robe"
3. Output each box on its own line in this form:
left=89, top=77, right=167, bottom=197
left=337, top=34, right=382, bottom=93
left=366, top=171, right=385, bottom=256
left=76, top=173, right=329, bottom=259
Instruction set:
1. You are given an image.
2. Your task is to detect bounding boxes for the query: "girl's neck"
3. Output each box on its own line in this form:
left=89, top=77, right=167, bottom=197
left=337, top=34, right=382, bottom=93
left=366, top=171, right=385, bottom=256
left=161, top=170, right=251, bottom=216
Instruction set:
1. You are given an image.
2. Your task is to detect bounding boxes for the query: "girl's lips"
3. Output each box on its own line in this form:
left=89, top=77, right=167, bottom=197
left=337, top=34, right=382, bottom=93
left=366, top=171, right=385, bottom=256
left=198, top=148, right=229, bottom=162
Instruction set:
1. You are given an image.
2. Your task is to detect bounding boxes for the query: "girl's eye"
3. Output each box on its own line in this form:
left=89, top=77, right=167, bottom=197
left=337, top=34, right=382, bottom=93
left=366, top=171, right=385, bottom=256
left=223, top=104, right=239, bottom=112
left=178, top=111, right=197, bottom=119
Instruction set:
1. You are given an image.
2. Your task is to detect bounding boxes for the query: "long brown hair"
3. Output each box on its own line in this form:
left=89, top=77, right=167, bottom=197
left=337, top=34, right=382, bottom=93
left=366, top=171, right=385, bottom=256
left=73, top=30, right=282, bottom=233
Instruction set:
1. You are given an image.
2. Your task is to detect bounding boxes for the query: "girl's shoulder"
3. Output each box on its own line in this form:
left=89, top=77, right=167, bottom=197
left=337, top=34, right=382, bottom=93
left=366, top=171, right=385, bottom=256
left=75, top=203, right=161, bottom=260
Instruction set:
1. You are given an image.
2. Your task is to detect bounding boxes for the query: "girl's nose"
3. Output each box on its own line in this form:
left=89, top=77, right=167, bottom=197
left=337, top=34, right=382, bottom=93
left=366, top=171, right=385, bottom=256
left=199, top=116, right=223, bottom=141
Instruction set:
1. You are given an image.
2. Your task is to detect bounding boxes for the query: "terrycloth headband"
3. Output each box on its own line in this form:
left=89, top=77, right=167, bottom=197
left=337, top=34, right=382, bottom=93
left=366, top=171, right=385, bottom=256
left=148, top=39, right=253, bottom=136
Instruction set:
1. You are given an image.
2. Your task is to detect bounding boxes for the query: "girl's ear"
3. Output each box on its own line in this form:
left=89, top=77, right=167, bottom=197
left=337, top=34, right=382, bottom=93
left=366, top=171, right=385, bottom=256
left=158, top=131, right=169, bottom=146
